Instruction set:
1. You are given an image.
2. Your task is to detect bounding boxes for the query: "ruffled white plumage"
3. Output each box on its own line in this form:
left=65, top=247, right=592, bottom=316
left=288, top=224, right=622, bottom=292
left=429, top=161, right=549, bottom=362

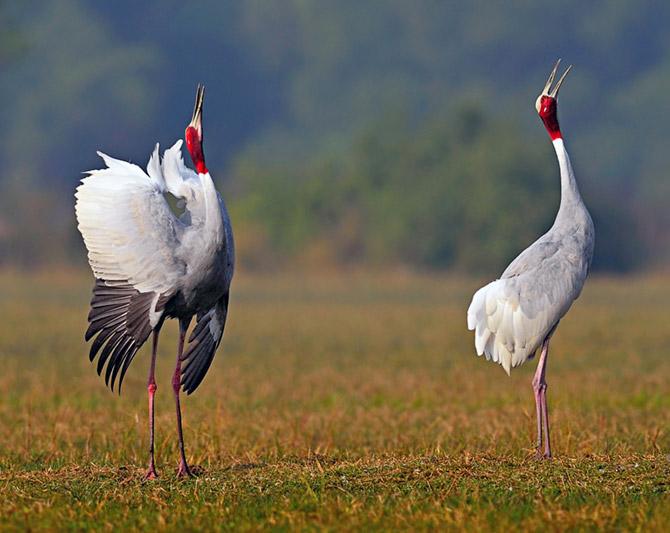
left=74, top=139, right=228, bottom=291
left=75, top=144, right=186, bottom=295
left=467, top=278, right=555, bottom=375
left=162, top=140, right=198, bottom=198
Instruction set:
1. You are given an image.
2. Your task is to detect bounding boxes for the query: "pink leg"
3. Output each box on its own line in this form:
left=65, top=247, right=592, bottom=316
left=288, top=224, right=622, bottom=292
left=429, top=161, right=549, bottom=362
left=144, top=330, right=160, bottom=480
left=533, top=375, right=543, bottom=453
left=173, top=319, right=193, bottom=477
left=540, top=380, right=552, bottom=458
left=531, top=337, right=552, bottom=459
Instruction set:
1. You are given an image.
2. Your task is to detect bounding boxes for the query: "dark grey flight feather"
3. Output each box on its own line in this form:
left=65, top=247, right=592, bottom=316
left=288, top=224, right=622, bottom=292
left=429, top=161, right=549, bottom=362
left=85, top=279, right=158, bottom=393
left=181, top=293, right=229, bottom=395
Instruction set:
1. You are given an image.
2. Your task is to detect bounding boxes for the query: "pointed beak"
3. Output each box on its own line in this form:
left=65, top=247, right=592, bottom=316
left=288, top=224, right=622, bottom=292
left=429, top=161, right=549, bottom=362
left=541, top=59, right=572, bottom=98
left=189, top=84, right=205, bottom=138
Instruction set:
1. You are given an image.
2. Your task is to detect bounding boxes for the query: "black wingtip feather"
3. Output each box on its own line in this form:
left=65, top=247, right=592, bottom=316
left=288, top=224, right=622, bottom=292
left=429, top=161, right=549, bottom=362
left=98, top=330, right=125, bottom=376
left=180, top=294, right=229, bottom=395
left=107, top=336, right=134, bottom=389
left=84, top=279, right=160, bottom=394
left=182, top=337, right=215, bottom=394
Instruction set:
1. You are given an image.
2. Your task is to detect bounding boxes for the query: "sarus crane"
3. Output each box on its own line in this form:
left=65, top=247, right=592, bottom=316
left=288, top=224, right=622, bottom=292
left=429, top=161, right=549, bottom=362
left=75, top=86, right=234, bottom=478
left=467, top=61, right=594, bottom=458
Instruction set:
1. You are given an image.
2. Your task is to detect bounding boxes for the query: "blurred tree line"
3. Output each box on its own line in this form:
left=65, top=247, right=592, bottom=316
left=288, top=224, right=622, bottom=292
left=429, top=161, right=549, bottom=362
left=0, top=0, right=668, bottom=273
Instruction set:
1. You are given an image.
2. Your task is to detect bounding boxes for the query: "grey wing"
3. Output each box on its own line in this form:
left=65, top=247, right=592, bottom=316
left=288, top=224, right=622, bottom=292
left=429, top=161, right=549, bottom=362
left=468, top=239, right=588, bottom=373
left=504, top=243, right=586, bottom=344
left=503, top=237, right=590, bottom=318
left=180, top=293, right=230, bottom=394
left=76, top=148, right=184, bottom=391
left=502, top=239, right=560, bottom=279
left=85, top=279, right=168, bottom=392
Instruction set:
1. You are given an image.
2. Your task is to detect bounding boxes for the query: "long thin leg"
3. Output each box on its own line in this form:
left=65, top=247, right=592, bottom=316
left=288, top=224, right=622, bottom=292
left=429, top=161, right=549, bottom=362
left=540, top=377, right=552, bottom=458
left=173, top=318, right=192, bottom=477
left=144, top=329, right=160, bottom=479
left=531, top=337, right=551, bottom=459
left=533, top=374, right=543, bottom=452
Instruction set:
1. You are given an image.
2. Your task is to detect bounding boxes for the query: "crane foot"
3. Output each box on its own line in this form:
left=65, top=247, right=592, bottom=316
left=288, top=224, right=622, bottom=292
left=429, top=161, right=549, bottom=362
left=534, top=449, right=552, bottom=460
left=144, top=466, right=159, bottom=480
left=177, top=461, right=194, bottom=478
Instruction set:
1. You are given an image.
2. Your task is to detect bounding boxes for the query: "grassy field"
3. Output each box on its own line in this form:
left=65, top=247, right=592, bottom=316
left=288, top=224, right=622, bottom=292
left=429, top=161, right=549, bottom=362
left=1, top=271, right=669, bottom=530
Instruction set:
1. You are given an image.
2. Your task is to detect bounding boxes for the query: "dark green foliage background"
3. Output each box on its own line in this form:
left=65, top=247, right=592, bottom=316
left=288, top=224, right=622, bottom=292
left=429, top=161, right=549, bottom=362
left=0, top=1, right=667, bottom=272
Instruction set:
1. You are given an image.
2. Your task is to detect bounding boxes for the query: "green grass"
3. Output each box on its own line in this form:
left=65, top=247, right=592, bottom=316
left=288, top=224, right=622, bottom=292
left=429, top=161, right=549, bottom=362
left=1, top=271, right=669, bottom=530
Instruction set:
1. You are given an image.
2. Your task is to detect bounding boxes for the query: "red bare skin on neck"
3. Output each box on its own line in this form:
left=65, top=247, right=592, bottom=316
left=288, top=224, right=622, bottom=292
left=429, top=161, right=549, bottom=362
left=185, top=126, right=208, bottom=174
left=538, top=95, right=562, bottom=140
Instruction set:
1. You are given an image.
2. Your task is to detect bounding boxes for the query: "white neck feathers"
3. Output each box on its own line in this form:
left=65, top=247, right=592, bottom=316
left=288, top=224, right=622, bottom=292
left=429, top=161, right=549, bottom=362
left=552, top=138, right=585, bottom=223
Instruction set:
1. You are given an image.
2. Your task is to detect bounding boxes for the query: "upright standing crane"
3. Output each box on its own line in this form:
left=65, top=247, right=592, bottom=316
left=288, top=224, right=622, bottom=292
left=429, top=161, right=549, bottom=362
left=75, top=86, right=234, bottom=478
left=467, top=61, right=594, bottom=458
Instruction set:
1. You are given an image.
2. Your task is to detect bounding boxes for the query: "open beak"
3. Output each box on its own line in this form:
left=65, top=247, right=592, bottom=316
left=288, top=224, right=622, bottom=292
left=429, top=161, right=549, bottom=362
left=536, top=59, right=571, bottom=112
left=189, top=84, right=205, bottom=137
left=541, top=59, right=572, bottom=98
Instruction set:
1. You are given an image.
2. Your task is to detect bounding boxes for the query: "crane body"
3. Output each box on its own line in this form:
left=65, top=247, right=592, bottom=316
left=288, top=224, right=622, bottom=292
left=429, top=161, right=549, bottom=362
left=75, top=86, right=234, bottom=477
left=467, top=61, right=594, bottom=458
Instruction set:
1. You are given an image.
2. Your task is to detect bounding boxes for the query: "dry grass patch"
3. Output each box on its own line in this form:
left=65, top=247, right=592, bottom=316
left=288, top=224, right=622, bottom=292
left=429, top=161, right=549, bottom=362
left=0, top=271, right=669, bottom=530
